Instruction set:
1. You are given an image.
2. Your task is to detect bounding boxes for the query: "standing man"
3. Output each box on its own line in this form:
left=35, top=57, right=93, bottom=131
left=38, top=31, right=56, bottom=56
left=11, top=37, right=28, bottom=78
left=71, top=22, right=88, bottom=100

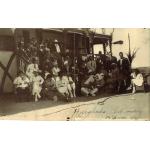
left=87, top=55, right=97, bottom=73
left=117, top=52, right=130, bottom=91
left=52, top=39, right=62, bottom=68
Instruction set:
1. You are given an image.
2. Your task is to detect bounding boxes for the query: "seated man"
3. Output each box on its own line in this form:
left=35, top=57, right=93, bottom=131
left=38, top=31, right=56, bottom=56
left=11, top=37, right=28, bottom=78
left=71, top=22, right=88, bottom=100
left=130, top=69, right=144, bottom=93
left=81, top=74, right=100, bottom=97
left=86, top=56, right=96, bottom=73
left=13, top=71, right=30, bottom=101
left=55, top=72, right=70, bottom=100
left=93, top=73, right=105, bottom=90
left=42, top=74, right=63, bottom=101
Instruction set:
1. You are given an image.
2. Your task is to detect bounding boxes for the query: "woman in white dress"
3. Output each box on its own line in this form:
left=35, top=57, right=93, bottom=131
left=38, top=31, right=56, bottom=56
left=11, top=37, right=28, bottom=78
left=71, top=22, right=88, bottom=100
left=131, top=69, right=144, bottom=93
left=32, top=71, right=44, bottom=102
left=26, top=57, right=40, bottom=82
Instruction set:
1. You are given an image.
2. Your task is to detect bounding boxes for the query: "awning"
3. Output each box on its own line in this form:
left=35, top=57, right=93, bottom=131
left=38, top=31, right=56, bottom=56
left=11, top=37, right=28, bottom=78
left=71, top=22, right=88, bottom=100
left=0, top=28, right=14, bottom=36
left=93, top=34, right=112, bottom=44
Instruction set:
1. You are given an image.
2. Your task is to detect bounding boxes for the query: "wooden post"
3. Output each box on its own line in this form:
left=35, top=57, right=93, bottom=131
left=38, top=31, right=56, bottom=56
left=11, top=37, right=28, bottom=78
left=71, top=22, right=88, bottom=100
left=63, top=29, right=67, bottom=52
left=128, top=33, right=131, bottom=54
left=109, top=39, right=112, bottom=56
left=103, top=43, right=106, bottom=55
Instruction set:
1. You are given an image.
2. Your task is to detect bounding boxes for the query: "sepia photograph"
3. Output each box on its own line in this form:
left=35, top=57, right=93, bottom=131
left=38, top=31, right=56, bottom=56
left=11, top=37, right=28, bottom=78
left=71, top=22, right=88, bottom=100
left=0, top=28, right=150, bottom=120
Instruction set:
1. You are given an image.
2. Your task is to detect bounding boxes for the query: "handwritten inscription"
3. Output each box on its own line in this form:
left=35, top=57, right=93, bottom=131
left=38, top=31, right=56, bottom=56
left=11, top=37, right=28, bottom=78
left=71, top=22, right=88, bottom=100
left=73, top=109, right=142, bottom=120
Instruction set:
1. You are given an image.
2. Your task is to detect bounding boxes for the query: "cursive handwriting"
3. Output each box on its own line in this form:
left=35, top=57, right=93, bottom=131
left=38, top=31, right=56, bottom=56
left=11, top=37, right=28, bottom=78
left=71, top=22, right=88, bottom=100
left=73, top=109, right=141, bottom=120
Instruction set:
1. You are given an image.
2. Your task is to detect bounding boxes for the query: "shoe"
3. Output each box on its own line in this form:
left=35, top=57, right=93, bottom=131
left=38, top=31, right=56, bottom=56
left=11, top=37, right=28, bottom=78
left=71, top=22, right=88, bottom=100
left=35, top=98, right=38, bottom=102
left=86, top=93, right=89, bottom=97
left=132, top=88, right=136, bottom=94
left=126, top=86, right=132, bottom=90
left=91, top=93, right=96, bottom=97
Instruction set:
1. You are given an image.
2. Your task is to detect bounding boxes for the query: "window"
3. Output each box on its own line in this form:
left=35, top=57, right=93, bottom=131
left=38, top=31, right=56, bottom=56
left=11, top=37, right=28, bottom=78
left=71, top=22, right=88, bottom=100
left=93, top=44, right=103, bottom=54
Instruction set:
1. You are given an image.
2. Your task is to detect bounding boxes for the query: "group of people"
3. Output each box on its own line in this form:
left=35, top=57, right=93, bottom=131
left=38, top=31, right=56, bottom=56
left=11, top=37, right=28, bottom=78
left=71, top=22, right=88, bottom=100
left=13, top=38, right=144, bottom=102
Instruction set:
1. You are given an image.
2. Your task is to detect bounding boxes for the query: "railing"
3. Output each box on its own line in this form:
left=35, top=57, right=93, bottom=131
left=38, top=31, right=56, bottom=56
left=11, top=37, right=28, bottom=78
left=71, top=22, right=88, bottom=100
left=16, top=50, right=30, bottom=73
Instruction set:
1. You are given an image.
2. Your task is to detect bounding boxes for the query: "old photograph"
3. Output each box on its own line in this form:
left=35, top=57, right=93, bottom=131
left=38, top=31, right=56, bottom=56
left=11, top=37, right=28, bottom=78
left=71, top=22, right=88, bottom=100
left=0, top=28, right=149, bottom=120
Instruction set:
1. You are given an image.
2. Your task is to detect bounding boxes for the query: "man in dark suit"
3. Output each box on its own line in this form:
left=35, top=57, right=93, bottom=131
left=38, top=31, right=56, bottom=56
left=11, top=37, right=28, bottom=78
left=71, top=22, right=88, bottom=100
left=117, top=52, right=130, bottom=91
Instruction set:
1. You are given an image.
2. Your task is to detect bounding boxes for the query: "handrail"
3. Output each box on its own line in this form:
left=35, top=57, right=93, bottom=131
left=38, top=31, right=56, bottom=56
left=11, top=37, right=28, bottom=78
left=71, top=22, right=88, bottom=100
left=17, top=49, right=30, bottom=63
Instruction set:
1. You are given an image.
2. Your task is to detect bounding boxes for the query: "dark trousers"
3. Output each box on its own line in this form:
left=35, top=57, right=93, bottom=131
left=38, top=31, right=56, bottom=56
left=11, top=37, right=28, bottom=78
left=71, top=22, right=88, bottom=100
left=16, top=87, right=30, bottom=102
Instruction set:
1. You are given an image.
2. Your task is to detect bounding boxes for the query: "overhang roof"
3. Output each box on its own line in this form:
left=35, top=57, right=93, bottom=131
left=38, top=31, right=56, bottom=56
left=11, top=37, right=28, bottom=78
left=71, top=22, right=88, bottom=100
left=0, top=28, right=14, bottom=36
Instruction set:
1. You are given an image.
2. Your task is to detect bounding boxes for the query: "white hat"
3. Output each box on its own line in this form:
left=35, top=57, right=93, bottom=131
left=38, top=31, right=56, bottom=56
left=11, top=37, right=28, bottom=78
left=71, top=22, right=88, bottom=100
left=54, top=39, right=58, bottom=42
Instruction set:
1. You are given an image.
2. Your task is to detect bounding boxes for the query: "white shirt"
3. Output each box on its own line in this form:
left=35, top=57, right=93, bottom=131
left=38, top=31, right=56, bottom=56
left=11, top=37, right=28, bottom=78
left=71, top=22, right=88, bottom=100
left=52, top=67, right=60, bottom=76
left=26, top=63, right=39, bottom=75
left=32, top=75, right=44, bottom=85
left=84, top=75, right=95, bottom=85
left=55, top=44, right=61, bottom=53
left=120, top=58, right=123, bottom=66
left=132, top=73, right=144, bottom=86
left=13, top=76, right=30, bottom=88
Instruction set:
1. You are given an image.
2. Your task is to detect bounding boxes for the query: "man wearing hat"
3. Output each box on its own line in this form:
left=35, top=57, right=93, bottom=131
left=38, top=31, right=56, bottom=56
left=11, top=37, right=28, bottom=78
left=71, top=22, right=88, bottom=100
left=81, top=72, right=105, bottom=97
left=81, top=74, right=98, bottom=97
left=52, top=39, right=62, bottom=68
left=93, top=73, right=105, bottom=89
left=86, top=55, right=96, bottom=73
left=54, top=39, right=61, bottom=53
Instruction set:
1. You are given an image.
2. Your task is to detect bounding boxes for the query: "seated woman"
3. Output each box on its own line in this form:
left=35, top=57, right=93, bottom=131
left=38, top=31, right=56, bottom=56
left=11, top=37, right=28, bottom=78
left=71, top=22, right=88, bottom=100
left=32, top=71, right=44, bottom=102
left=131, top=69, right=144, bottom=93
left=13, top=71, right=30, bottom=102
left=61, top=72, right=76, bottom=98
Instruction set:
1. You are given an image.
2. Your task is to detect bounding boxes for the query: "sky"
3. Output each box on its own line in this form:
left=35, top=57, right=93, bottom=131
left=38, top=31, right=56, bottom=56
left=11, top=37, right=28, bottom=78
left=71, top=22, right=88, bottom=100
left=93, top=28, right=150, bottom=68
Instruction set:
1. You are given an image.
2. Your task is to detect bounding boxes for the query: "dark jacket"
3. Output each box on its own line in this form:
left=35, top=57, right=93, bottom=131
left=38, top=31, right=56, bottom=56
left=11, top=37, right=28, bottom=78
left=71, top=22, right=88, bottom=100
left=118, top=57, right=130, bottom=75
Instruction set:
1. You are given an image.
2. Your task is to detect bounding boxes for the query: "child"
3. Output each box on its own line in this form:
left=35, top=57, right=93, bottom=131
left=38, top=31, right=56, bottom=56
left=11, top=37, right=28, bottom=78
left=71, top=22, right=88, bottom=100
left=32, top=71, right=44, bottom=102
